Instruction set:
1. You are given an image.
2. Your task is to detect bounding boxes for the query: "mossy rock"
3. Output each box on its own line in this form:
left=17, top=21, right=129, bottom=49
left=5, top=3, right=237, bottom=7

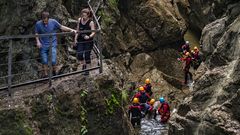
left=0, top=109, right=33, bottom=135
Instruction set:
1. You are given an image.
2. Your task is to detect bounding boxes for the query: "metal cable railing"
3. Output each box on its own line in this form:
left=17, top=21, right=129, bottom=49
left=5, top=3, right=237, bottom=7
left=0, top=0, right=102, bottom=96
left=0, top=35, right=101, bottom=90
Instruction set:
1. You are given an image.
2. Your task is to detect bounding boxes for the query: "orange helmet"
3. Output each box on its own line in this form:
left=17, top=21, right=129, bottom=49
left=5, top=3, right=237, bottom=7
left=145, top=78, right=150, bottom=84
left=133, top=98, right=139, bottom=104
left=139, top=86, right=144, bottom=91
left=149, top=99, right=155, bottom=105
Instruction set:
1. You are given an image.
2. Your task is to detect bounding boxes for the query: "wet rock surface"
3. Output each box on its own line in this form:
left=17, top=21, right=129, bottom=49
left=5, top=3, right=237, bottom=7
left=169, top=3, right=240, bottom=134
left=139, top=115, right=168, bottom=135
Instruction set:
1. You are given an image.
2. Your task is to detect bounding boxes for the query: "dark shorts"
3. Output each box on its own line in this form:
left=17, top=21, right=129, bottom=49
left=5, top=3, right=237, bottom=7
left=77, top=41, right=93, bottom=64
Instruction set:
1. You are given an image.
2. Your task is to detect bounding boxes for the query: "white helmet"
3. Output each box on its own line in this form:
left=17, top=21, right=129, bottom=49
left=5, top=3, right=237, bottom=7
left=185, top=41, right=189, bottom=44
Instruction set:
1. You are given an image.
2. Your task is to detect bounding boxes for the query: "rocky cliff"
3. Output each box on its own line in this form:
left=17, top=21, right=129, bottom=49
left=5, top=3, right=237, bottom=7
left=182, top=0, right=239, bottom=33
left=2, top=0, right=240, bottom=134
left=99, top=0, right=190, bottom=110
left=0, top=0, right=191, bottom=134
left=169, top=1, right=240, bottom=135
left=101, top=0, right=187, bottom=56
left=0, top=0, right=137, bottom=135
left=0, top=63, right=135, bottom=135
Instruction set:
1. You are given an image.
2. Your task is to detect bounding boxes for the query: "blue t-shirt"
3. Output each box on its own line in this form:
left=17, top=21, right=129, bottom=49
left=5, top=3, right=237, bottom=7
left=35, top=19, right=61, bottom=47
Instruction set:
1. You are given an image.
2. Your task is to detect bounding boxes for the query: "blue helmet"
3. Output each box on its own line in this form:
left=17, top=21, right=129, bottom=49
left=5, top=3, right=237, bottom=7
left=159, top=97, right=165, bottom=103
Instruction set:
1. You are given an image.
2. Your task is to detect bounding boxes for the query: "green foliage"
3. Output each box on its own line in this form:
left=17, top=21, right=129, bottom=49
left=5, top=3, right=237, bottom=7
left=80, top=106, right=87, bottom=125
left=154, top=93, right=160, bottom=99
left=31, top=92, right=87, bottom=135
left=121, top=89, right=128, bottom=103
left=98, top=10, right=113, bottom=26
left=109, top=0, right=119, bottom=9
left=80, top=108, right=88, bottom=135
left=80, top=90, right=88, bottom=135
left=80, top=125, right=88, bottom=135
left=0, top=110, right=33, bottom=135
left=24, top=126, right=33, bottom=135
left=105, top=92, right=121, bottom=115
left=47, top=94, right=53, bottom=103
left=97, top=0, right=119, bottom=27
left=80, top=90, right=88, bottom=98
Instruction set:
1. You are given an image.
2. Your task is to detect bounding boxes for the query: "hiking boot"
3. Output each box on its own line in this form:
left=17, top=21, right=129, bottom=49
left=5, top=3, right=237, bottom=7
left=42, top=74, right=48, bottom=78
left=184, top=81, right=187, bottom=85
left=82, top=64, right=89, bottom=76
left=84, top=71, right=89, bottom=76
left=82, top=64, right=86, bottom=70
left=83, top=70, right=89, bottom=76
left=52, top=71, right=57, bottom=76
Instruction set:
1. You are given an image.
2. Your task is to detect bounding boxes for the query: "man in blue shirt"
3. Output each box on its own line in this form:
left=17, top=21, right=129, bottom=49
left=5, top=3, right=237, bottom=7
left=35, top=11, right=76, bottom=77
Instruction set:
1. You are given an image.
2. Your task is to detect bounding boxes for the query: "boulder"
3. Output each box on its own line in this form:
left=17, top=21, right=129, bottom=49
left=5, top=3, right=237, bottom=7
left=130, top=53, right=154, bottom=76
left=101, top=0, right=187, bottom=57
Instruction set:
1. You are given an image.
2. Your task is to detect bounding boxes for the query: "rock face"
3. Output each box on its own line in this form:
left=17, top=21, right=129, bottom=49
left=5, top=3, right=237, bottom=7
left=0, top=0, right=73, bottom=87
left=0, top=0, right=70, bottom=35
left=169, top=1, right=240, bottom=135
left=127, top=0, right=186, bottom=46
left=0, top=0, right=189, bottom=92
left=103, top=0, right=186, bottom=56
left=200, top=17, right=227, bottom=57
left=93, top=1, right=192, bottom=119
left=200, top=1, right=240, bottom=59
left=100, top=0, right=188, bottom=89
left=102, top=0, right=187, bottom=57
left=0, top=67, right=135, bottom=135
left=187, top=0, right=240, bottom=32
left=6, top=0, right=240, bottom=134
left=0, top=1, right=136, bottom=134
